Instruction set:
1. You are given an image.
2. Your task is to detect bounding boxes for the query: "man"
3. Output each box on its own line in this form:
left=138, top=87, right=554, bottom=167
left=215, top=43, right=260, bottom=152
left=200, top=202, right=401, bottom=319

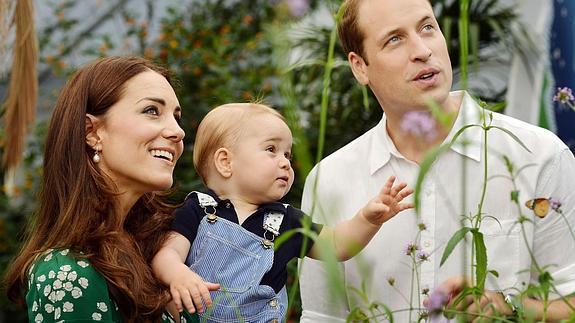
left=298, top=0, right=575, bottom=321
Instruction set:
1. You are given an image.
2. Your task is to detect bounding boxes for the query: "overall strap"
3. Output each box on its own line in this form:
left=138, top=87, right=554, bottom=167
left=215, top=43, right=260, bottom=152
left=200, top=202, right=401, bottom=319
left=261, top=204, right=287, bottom=249
left=187, top=191, right=218, bottom=223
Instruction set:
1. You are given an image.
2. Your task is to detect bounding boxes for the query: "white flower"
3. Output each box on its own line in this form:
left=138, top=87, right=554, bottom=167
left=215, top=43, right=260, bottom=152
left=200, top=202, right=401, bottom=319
left=71, top=287, right=82, bottom=298
left=67, top=271, right=77, bottom=281
left=97, top=302, right=108, bottom=312
left=92, top=312, right=102, bottom=321
left=48, top=271, right=56, bottom=279
left=60, top=249, right=69, bottom=256
left=44, top=253, right=53, bottom=261
left=37, top=275, right=46, bottom=282
left=43, top=285, right=52, bottom=297
left=78, top=277, right=89, bottom=289
left=77, top=260, right=89, bottom=268
left=60, top=265, right=71, bottom=272
left=48, top=291, right=57, bottom=302
left=63, top=302, right=74, bottom=312
left=55, top=290, right=65, bottom=301
left=53, top=279, right=62, bottom=290
left=34, top=313, right=43, bottom=322
left=54, top=307, right=61, bottom=319
left=56, top=271, right=67, bottom=281
left=45, top=304, right=54, bottom=313
left=32, top=301, right=39, bottom=312
left=63, top=282, right=73, bottom=291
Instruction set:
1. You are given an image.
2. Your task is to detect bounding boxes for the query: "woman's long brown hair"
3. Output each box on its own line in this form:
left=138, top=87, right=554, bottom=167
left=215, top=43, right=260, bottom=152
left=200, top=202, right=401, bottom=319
left=4, top=56, right=178, bottom=322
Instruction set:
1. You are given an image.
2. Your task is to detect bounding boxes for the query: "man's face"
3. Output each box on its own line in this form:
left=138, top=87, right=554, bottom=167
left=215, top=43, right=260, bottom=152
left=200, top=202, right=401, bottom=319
left=350, top=0, right=453, bottom=113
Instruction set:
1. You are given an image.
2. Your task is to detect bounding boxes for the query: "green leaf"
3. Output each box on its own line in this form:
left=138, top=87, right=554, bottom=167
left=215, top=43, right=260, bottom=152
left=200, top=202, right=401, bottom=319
left=472, top=229, right=488, bottom=290
left=440, top=227, right=471, bottom=266
left=488, top=125, right=532, bottom=153
left=510, top=190, right=519, bottom=203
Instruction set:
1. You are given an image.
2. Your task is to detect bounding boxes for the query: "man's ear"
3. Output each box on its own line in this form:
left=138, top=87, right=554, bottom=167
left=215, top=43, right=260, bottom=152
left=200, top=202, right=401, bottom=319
left=348, top=52, right=369, bottom=85
left=213, top=148, right=232, bottom=178
left=85, top=114, right=101, bottom=148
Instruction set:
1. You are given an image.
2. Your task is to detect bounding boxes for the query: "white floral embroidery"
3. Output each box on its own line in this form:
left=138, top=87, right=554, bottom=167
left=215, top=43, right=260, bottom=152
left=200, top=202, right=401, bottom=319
left=54, top=307, right=61, bottom=319
left=60, top=249, right=69, bottom=256
left=78, top=277, right=89, bottom=289
left=77, top=260, right=89, bottom=268
left=97, top=302, right=108, bottom=312
left=43, top=285, right=52, bottom=297
left=92, top=312, right=102, bottom=321
left=60, top=265, right=71, bottom=272
left=48, top=270, right=56, bottom=279
left=53, top=279, right=62, bottom=290
left=67, top=271, right=77, bottom=281
left=63, top=281, right=73, bottom=291
left=45, top=304, right=54, bottom=313
left=55, top=290, right=65, bottom=301
left=37, top=274, right=46, bottom=282
left=71, top=286, right=82, bottom=298
left=44, top=253, right=53, bottom=261
left=56, top=271, right=67, bottom=281
left=34, top=313, right=43, bottom=322
left=63, top=301, right=74, bottom=312
left=32, top=300, right=39, bottom=312
left=48, top=291, right=57, bottom=302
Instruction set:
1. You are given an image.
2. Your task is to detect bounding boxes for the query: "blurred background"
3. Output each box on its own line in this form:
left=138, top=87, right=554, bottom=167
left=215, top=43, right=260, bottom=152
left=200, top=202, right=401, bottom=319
left=0, top=0, right=573, bottom=321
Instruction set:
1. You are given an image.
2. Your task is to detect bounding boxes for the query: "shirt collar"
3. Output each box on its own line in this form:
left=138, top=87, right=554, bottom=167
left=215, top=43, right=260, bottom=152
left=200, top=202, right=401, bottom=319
left=203, top=188, right=288, bottom=214
left=444, top=90, right=482, bottom=162
left=369, top=90, right=482, bottom=174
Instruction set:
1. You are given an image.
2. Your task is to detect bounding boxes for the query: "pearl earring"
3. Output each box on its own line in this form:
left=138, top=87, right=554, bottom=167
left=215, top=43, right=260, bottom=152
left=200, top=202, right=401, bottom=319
left=93, top=150, right=101, bottom=163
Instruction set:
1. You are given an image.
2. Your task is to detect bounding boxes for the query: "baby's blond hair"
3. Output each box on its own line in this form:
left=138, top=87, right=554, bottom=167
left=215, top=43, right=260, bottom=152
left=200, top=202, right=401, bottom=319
left=193, top=103, right=286, bottom=184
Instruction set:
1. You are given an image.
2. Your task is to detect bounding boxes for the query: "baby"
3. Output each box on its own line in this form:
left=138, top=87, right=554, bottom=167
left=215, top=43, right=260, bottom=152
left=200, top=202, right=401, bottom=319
left=152, top=103, right=413, bottom=322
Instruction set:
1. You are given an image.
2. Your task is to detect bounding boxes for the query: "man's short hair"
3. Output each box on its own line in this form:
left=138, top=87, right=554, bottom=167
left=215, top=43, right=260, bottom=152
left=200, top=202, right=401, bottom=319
left=337, top=0, right=432, bottom=64
left=337, top=0, right=365, bottom=61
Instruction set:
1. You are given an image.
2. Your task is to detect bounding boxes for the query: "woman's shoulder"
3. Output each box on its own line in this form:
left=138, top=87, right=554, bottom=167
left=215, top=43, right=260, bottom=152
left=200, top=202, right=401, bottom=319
left=27, top=248, right=121, bottom=322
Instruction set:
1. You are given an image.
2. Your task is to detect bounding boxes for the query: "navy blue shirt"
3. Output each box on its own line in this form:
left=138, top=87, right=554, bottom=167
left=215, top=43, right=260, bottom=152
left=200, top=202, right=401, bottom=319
left=172, top=190, right=323, bottom=293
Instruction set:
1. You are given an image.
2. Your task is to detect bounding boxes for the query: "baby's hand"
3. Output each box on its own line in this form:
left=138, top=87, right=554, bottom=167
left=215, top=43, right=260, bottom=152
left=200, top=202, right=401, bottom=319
left=169, top=264, right=220, bottom=314
left=361, top=175, right=414, bottom=226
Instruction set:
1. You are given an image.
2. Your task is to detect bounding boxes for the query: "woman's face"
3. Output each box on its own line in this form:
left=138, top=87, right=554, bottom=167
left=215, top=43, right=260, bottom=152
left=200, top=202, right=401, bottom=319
left=95, top=70, right=185, bottom=197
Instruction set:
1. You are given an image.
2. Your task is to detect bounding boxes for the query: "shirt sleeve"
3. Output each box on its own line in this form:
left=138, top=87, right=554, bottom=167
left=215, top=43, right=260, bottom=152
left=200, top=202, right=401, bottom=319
left=532, top=147, right=575, bottom=298
left=26, top=249, right=118, bottom=322
left=283, top=205, right=323, bottom=259
left=171, top=194, right=203, bottom=244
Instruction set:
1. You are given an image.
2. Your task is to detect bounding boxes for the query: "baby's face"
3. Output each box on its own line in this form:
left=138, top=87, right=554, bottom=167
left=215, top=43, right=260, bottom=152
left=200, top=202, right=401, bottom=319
left=228, top=113, right=294, bottom=204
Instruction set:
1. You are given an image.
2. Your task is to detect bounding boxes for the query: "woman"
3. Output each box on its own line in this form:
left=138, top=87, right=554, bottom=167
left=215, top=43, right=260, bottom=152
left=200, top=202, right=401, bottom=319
left=4, top=56, right=194, bottom=322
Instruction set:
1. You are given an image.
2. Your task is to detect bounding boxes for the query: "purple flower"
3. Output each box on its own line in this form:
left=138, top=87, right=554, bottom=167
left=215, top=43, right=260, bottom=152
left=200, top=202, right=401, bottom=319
left=286, top=0, right=309, bottom=17
left=417, top=250, right=430, bottom=262
left=405, top=242, right=420, bottom=256
left=400, top=111, right=438, bottom=141
left=550, top=198, right=562, bottom=212
left=553, top=87, right=574, bottom=107
left=425, top=287, right=450, bottom=314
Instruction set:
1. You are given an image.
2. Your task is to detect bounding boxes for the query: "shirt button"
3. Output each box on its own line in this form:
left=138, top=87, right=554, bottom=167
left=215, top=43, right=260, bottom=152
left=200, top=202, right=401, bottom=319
left=424, top=241, right=431, bottom=248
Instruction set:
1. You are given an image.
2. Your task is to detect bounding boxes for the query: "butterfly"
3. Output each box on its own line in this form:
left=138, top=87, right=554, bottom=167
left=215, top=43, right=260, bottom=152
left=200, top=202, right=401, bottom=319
left=525, top=198, right=551, bottom=218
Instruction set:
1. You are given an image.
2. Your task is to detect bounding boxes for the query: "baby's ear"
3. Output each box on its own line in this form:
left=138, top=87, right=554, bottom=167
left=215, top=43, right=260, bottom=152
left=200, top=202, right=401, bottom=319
left=213, top=148, right=232, bottom=178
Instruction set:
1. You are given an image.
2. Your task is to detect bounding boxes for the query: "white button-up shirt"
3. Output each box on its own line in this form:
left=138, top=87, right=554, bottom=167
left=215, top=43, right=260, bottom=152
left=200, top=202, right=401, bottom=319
left=299, top=91, right=575, bottom=322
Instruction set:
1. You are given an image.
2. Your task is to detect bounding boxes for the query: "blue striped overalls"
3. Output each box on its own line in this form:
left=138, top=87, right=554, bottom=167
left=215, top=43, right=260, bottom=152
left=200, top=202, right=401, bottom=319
left=185, top=192, right=287, bottom=323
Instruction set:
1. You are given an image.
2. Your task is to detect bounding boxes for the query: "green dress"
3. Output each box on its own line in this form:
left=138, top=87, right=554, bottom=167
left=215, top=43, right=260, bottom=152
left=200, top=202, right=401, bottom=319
left=26, top=249, right=198, bottom=322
